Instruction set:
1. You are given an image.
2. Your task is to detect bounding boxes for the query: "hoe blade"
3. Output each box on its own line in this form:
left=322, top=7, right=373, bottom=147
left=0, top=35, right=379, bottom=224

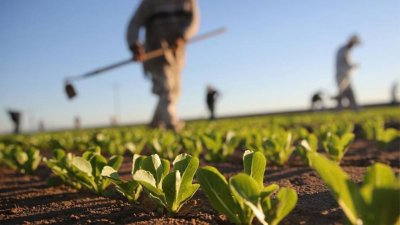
left=65, top=82, right=77, bottom=99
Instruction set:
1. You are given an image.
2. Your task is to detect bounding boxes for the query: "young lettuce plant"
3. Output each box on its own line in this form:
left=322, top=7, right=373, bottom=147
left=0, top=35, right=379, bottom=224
left=335, top=122, right=354, bottom=138
left=132, top=153, right=199, bottom=214
left=361, top=117, right=399, bottom=149
left=361, top=117, right=384, bottom=141
left=49, top=135, right=74, bottom=151
left=202, top=130, right=240, bottom=162
left=125, top=138, right=147, bottom=155
left=307, top=152, right=400, bottom=225
left=180, top=135, right=203, bottom=157
left=101, top=155, right=144, bottom=202
left=376, top=128, right=400, bottom=150
left=148, top=132, right=182, bottom=160
left=261, top=131, right=294, bottom=166
left=44, top=149, right=82, bottom=189
left=44, top=147, right=123, bottom=195
left=315, top=122, right=354, bottom=146
left=201, top=131, right=223, bottom=161
left=242, top=128, right=268, bottom=151
left=0, top=145, right=41, bottom=174
left=295, top=127, right=311, bottom=140
left=105, top=141, right=124, bottom=155
left=321, top=131, right=354, bottom=163
left=197, top=150, right=297, bottom=225
left=296, top=133, right=318, bottom=166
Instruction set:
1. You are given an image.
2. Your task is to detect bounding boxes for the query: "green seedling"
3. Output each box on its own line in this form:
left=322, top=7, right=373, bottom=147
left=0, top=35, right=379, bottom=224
left=101, top=154, right=144, bottom=202
left=308, top=152, right=400, bottom=225
left=243, top=129, right=268, bottom=151
left=361, top=117, right=399, bottom=150
left=44, top=149, right=84, bottom=189
left=261, top=131, right=294, bottom=166
left=316, top=123, right=354, bottom=141
left=202, top=130, right=240, bottom=162
left=197, top=150, right=297, bottom=225
left=322, top=132, right=354, bottom=163
left=0, top=145, right=41, bottom=174
left=132, top=153, right=199, bottom=213
left=361, top=117, right=384, bottom=141
left=376, top=128, right=400, bottom=150
left=125, top=139, right=147, bottom=155
left=180, top=135, right=203, bottom=157
left=296, top=133, right=318, bottom=166
left=148, top=132, right=182, bottom=160
left=44, top=147, right=123, bottom=194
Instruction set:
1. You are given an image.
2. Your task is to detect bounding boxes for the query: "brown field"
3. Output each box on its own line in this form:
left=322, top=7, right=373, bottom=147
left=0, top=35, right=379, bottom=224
left=1, top=137, right=399, bottom=225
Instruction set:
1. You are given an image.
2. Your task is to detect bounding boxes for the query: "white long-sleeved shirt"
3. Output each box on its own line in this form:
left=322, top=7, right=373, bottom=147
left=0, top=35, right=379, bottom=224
left=336, top=46, right=356, bottom=92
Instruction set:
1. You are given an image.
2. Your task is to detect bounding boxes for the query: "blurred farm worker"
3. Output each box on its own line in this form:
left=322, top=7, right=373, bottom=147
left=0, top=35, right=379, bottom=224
left=7, top=110, right=21, bottom=134
left=74, top=116, right=81, bottom=130
left=38, top=121, right=45, bottom=132
left=206, top=85, right=219, bottom=120
left=127, top=0, right=200, bottom=131
left=335, top=35, right=361, bottom=111
left=391, top=81, right=398, bottom=105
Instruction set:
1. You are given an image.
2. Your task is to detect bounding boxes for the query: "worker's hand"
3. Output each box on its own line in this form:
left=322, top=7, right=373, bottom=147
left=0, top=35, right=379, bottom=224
left=173, top=37, right=186, bottom=50
left=130, top=42, right=146, bottom=62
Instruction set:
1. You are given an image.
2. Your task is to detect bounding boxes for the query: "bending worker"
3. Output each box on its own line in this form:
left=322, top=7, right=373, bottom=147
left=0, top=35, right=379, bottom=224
left=127, top=0, right=200, bottom=131
left=335, top=35, right=361, bottom=111
left=8, top=110, right=21, bottom=134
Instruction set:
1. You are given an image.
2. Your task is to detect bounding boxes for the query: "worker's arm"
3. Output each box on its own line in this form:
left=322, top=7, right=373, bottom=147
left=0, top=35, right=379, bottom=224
left=344, top=49, right=359, bottom=69
left=173, top=0, right=199, bottom=49
left=215, top=90, right=220, bottom=98
left=182, top=0, right=200, bottom=41
left=127, top=1, right=148, bottom=61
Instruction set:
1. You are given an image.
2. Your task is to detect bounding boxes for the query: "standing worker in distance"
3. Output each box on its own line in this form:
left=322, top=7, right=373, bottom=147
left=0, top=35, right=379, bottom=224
left=206, top=85, right=219, bottom=120
left=391, top=81, right=399, bottom=105
left=335, top=35, right=361, bottom=111
left=127, top=0, right=200, bottom=131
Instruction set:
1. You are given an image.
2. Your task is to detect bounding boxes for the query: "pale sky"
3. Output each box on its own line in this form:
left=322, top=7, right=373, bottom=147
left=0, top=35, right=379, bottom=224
left=1, top=1, right=399, bottom=133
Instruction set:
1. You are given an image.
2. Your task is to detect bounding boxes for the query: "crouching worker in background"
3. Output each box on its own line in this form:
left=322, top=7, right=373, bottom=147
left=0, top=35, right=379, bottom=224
left=310, top=91, right=325, bottom=111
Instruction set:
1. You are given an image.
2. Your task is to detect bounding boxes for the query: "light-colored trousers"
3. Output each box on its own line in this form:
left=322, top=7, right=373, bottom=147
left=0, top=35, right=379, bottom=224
left=149, top=64, right=182, bottom=130
left=337, top=85, right=359, bottom=111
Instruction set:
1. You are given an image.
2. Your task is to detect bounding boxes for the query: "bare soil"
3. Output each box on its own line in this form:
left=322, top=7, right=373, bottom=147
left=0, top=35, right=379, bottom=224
left=0, top=139, right=399, bottom=225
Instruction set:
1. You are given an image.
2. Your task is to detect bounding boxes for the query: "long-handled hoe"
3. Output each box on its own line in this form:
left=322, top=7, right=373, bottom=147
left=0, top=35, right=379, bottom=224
left=64, top=27, right=227, bottom=100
